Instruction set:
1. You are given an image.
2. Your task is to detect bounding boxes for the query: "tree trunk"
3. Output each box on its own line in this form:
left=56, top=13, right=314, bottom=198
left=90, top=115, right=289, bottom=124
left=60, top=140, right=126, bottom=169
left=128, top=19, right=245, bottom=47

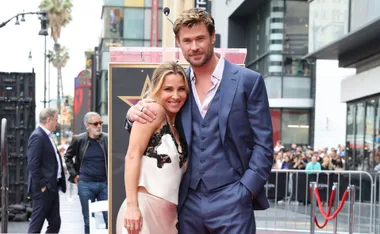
left=60, top=75, right=64, bottom=101
left=57, top=68, right=61, bottom=110
left=56, top=66, right=62, bottom=144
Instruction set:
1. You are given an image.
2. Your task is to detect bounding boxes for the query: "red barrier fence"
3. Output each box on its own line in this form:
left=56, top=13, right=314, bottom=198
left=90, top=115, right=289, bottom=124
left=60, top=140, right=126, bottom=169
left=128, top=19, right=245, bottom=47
left=309, top=182, right=355, bottom=234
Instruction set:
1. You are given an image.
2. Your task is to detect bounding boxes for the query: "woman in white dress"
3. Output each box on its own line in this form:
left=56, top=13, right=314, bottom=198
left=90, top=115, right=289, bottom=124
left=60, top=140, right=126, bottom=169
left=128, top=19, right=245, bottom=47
left=116, top=62, right=189, bottom=234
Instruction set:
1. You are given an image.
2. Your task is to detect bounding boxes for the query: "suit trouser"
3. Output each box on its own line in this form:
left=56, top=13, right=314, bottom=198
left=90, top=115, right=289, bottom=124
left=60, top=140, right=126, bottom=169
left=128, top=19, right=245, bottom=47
left=28, top=188, right=61, bottom=233
left=179, top=180, right=256, bottom=234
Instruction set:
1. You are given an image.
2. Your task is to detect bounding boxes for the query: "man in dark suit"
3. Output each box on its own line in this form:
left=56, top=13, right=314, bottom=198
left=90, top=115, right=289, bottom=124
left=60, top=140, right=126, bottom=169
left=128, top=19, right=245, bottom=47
left=125, top=8, right=273, bottom=234
left=27, top=108, right=66, bottom=233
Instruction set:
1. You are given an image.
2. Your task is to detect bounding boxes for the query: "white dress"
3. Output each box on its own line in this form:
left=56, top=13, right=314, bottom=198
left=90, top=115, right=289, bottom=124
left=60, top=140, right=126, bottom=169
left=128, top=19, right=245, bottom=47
left=116, top=122, right=188, bottom=234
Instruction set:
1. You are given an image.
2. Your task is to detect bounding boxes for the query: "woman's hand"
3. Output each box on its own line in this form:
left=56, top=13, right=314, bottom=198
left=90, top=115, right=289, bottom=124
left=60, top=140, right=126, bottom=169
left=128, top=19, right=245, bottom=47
left=124, top=205, right=143, bottom=234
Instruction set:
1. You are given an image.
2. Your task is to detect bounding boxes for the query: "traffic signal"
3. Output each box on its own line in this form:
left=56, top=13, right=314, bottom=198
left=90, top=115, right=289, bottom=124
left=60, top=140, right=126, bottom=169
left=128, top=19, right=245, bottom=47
left=54, top=124, right=61, bottom=137
left=38, top=9, right=48, bottom=36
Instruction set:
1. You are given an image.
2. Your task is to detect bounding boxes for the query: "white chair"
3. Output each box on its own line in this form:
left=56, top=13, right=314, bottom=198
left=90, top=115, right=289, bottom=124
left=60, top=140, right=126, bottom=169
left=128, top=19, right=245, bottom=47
left=88, top=200, right=108, bottom=234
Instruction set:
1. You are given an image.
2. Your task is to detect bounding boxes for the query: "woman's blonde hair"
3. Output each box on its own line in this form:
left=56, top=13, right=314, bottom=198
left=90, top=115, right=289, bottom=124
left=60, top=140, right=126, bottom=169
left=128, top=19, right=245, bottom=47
left=146, top=62, right=189, bottom=99
left=323, top=156, right=334, bottom=170
left=173, top=8, right=215, bottom=38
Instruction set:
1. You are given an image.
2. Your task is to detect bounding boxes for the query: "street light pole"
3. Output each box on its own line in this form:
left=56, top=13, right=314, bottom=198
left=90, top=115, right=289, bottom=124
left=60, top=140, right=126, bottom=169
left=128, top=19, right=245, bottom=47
left=0, top=11, right=44, bottom=29
left=38, top=9, right=48, bottom=107
left=44, top=35, right=47, bottom=108
left=47, top=52, right=51, bottom=107
left=1, top=10, right=49, bottom=107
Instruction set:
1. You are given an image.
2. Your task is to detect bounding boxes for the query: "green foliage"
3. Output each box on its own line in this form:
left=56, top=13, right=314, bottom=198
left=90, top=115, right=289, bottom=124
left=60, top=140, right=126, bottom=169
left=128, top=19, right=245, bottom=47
left=39, top=0, right=73, bottom=42
left=50, top=46, right=70, bottom=69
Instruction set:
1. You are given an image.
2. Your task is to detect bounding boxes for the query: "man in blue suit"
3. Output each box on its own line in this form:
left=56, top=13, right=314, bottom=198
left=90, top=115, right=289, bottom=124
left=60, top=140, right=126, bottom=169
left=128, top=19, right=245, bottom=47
left=126, top=8, right=273, bottom=234
left=27, top=108, right=66, bottom=233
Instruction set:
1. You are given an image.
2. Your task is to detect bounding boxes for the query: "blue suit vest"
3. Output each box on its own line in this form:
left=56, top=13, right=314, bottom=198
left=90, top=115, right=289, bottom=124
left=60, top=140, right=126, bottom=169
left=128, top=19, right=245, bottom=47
left=189, top=86, right=240, bottom=190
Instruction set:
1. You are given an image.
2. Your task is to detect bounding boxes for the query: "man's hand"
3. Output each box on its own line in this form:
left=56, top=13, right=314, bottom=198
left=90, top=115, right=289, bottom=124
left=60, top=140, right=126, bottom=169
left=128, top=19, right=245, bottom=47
left=41, top=186, right=47, bottom=192
left=74, top=175, right=79, bottom=184
left=127, top=99, right=157, bottom=124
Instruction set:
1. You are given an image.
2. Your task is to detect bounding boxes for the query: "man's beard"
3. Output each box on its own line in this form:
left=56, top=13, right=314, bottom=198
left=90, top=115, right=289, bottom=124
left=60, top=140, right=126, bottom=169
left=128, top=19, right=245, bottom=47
left=91, top=128, right=102, bottom=136
left=188, top=46, right=214, bottom=68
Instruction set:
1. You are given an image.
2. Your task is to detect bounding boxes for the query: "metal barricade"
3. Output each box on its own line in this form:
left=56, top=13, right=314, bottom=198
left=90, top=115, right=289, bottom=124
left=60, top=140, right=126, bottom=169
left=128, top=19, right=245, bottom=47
left=372, top=172, right=380, bottom=234
left=309, top=182, right=355, bottom=234
left=257, top=169, right=375, bottom=234
left=1, top=118, right=9, bottom=233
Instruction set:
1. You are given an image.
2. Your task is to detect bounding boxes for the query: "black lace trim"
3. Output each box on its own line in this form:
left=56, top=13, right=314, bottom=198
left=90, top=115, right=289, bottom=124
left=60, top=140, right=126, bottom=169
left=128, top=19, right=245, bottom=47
left=143, top=123, right=187, bottom=169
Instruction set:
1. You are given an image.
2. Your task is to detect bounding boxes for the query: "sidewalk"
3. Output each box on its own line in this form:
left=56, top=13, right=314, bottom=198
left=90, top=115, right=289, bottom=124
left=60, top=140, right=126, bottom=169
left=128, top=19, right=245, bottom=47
left=3, top=181, right=84, bottom=234
left=42, top=182, right=84, bottom=233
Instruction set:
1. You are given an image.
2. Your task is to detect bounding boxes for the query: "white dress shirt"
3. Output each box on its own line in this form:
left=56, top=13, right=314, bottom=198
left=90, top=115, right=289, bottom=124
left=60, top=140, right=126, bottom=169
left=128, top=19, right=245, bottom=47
left=40, top=125, right=62, bottom=179
left=190, top=55, right=225, bottom=118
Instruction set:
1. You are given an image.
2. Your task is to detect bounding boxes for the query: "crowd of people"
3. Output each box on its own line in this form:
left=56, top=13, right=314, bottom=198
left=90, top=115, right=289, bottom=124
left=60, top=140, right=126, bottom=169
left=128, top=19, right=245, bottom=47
left=272, top=141, right=345, bottom=172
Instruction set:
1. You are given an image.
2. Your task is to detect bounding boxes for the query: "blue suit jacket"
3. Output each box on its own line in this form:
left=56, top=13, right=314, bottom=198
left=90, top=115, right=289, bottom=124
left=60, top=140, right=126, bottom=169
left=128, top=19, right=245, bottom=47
left=178, top=60, right=273, bottom=211
left=27, top=126, right=66, bottom=194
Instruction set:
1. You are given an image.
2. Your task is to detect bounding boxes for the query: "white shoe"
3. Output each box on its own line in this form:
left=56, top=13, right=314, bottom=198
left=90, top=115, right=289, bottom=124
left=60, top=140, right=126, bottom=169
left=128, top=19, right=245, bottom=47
left=291, top=201, right=299, bottom=205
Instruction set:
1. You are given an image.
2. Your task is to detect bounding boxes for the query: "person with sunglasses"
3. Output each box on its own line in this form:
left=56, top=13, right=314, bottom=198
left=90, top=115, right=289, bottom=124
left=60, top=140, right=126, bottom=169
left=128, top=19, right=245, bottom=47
left=64, top=112, right=108, bottom=234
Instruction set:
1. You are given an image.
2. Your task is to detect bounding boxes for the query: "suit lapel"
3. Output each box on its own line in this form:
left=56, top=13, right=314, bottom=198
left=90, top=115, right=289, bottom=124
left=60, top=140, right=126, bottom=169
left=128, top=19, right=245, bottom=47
left=38, top=127, right=58, bottom=166
left=180, top=68, right=192, bottom=148
left=219, top=61, right=239, bottom=145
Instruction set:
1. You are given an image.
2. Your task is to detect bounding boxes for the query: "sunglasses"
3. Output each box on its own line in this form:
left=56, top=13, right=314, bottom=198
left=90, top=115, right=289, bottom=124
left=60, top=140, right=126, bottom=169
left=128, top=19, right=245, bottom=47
left=89, top=121, right=104, bottom=127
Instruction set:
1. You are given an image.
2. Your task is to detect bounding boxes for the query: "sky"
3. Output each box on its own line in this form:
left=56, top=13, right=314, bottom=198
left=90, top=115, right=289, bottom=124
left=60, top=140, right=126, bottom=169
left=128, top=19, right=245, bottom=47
left=0, top=0, right=103, bottom=120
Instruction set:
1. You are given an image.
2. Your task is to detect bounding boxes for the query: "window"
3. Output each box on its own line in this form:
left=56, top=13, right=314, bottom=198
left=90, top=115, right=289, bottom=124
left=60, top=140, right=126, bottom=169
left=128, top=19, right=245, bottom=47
left=281, top=109, right=310, bottom=145
left=364, top=100, right=376, bottom=170
left=271, top=29, right=283, bottom=33
left=123, top=8, right=144, bottom=39
left=350, top=0, right=380, bottom=31
left=272, top=6, right=284, bottom=12
left=264, top=76, right=281, bottom=98
left=284, top=1, right=309, bottom=56
left=103, top=7, right=124, bottom=39
left=376, top=98, right=380, bottom=148
left=270, top=40, right=283, bottom=44
left=144, top=9, right=152, bottom=39
left=354, top=103, right=365, bottom=170
left=271, top=18, right=284, bottom=23
left=124, top=40, right=144, bottom=46
left=104, top=0, right=124, bottom=6
left=374, top=98, right=380, bottom=169
left=308, top=0, right=349, bottom=53
left=283, top=58, right=311, bottom=76
left=100, top=70, right=108, bottom=116
left=283, top=76, right=311, bottom=98
left=346, top=104, right=355, bottom=169
left=346, top=96, right=380, bottom=170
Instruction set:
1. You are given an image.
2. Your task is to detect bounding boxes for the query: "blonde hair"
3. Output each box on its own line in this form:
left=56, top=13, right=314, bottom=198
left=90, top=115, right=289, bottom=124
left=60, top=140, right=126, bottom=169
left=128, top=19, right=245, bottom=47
left=173, top=8, right=215, bottom=38
left=323, top=157, right=334, bottom=170
left=146, top=62, right=189, bottom=99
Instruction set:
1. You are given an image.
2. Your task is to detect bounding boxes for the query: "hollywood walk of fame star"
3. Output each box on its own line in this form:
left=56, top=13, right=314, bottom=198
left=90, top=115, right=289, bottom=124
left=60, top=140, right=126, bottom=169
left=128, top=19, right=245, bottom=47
left=118, top=74, right=151, bottom=107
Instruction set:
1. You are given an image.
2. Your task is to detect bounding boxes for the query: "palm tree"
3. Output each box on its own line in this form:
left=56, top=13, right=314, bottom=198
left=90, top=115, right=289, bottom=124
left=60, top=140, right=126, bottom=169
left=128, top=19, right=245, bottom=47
left=49, top=47, right=70, bottom=104
left=39, top=0, right=73, bottom=113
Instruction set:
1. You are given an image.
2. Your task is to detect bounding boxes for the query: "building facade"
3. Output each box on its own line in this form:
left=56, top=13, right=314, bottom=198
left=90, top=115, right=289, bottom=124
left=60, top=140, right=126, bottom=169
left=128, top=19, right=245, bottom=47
left=212, top=0, right=314, bottom=147
left=97, top=0, right=164, bottom=122
left=162, top=0, right=195, bottom=47
left=305, top=0, right=380, bottom=170
left=96, top=0, right=197, bottom=124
